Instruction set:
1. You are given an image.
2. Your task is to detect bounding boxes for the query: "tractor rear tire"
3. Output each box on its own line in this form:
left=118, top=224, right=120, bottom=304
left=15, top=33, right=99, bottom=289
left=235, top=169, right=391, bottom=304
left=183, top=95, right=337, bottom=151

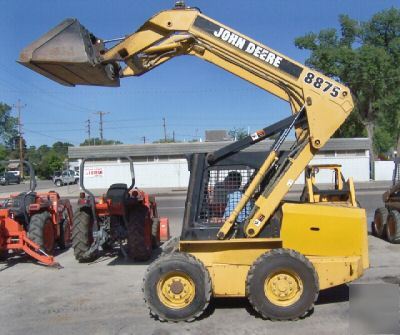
left=0, top=250, right=8, bottom=261
left=72, top=209, right=95, bottom=262
left=126, top=205, right=152, bottom=261
left=373, top=207, right=388, bottom=238
left=152, top=218, right=161, bottom=249
left=386, top=210, right=400, bottom=244
left=28, top=212, right=56, bottom=255
left=143, top=252, right=211, bottom=322
left=58, top=210, right=72, bottom=250
left=246, top=248, right=319, bottom=321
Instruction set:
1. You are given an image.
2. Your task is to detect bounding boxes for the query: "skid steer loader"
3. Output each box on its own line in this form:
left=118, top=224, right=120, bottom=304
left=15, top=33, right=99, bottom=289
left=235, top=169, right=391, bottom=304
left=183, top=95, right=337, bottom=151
left=372, top=157, right=400, bottom=243
left=0, top=160, right=73, bottom=267
left=73, top=157, right=169, bottom=262
left=19, top=1, right=368, bottom=321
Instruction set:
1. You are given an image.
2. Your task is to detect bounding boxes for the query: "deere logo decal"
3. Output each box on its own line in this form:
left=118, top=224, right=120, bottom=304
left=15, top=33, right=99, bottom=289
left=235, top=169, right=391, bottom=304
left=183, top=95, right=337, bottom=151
left=193, top=16, right=303, bottom=79
left=213, top=27, right=283, bottom=68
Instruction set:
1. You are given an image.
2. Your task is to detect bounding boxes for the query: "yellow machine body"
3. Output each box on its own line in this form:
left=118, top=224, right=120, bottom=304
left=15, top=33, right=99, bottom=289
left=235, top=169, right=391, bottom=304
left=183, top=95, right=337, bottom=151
left=180, top=201, right=368, bottom=297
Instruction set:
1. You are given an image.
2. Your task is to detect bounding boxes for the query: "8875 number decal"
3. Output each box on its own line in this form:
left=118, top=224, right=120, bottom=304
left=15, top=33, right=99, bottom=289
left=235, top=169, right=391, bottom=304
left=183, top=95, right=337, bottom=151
left=304, top=72, right=340, bottom=98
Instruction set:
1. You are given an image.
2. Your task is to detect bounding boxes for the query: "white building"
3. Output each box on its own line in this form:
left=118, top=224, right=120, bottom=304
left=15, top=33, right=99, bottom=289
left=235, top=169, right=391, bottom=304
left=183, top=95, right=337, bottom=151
left=68, top=138, right=371, bottom=189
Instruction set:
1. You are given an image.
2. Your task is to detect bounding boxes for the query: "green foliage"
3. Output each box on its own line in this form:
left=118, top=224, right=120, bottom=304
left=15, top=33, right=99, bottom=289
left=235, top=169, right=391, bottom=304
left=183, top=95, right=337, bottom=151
left=228, top=127, right=248, bottom=141
left=0, top=103, right=18, bottom=147
left=80, top=138, right=122, bottom=146
left=0, top=145, right=7, bottom=160
left=295, top=7, right=400, bottom=157
left=52, top=141, right=73, bottom=156
left=40, top=152, right=63, bottom=178
left=153, top=138, right=179, bottom=143
left=25, top=143, right=71, bottom=179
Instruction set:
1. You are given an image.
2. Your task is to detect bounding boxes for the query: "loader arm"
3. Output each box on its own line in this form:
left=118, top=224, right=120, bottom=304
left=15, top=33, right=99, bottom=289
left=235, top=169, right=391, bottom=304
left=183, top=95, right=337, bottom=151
left=19, top=4, right=354, bottom=239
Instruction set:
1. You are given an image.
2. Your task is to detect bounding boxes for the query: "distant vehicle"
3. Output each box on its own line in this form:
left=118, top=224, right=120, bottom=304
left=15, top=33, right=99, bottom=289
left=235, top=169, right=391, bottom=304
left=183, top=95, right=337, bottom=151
left=53, top=170, right=76, bottom=187
left=8, top=170, right=20, bottom=177
left=74, top=170, right=79, bottom=183
left=0, top=172, right=21, bottom=185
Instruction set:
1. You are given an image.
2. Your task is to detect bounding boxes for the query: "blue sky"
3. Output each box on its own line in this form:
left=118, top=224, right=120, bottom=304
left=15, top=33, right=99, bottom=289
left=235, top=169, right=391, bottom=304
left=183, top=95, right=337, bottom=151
left=0, top=0, right=398, bottom=146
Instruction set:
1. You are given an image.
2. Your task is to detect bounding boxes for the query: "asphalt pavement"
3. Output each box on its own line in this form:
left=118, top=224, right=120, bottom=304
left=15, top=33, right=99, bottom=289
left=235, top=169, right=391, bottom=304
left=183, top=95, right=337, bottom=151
left=0, top=184, right=398, bottom=335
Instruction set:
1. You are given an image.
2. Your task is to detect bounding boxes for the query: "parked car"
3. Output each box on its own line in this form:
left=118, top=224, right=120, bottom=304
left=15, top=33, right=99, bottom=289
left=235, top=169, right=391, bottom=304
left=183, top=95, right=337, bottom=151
left=53, top=170, right=76, bottom=187
left=74, top=170, right=79, bottom=184
left=0, top=172, right=21, bottom=185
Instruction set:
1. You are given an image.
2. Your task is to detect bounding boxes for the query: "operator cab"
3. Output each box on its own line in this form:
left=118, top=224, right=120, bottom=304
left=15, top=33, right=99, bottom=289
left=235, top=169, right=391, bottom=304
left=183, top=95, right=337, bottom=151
left=182, top=151, right=275, bottom=241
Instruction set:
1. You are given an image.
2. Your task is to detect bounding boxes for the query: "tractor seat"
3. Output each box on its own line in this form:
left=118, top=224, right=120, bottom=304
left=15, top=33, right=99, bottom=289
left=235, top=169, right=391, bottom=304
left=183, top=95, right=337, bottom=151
left=106, top=183, right=129, bottom=205
left=9, top=192, right=37, bottom=226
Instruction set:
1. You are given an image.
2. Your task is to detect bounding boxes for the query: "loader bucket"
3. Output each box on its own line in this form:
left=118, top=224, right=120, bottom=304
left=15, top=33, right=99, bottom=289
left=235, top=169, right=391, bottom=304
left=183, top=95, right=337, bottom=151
left=18, top=19, right=120, bottom=87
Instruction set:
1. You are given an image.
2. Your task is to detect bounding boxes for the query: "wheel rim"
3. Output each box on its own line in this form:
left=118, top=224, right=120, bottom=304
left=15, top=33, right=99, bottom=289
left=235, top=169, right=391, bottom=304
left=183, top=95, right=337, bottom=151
left=264, top=269, right=303, bottom=307
left=374, top=212, right=383, bottom=234
left=157, top=271, right=196, bottom=309
left=43, top=220, right=55, bottom=253
left=387, top=215, right=396, bottom=239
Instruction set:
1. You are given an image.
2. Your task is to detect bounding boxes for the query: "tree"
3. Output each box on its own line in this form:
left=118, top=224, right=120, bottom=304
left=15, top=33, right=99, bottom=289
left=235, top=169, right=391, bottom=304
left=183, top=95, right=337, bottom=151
left=39, top=152, right=63, bottom=178
left=295, top=8, right=400, bottom=159
left=153, top=138, right=179, bottom=143
left=228, top=127, right=248, bottom=141
left=0, top=145, right=7, bottom=160
left=0, top=103, right=18, bottom=148
left=52, top=141, right=73, bottom=156
left=80, top=138, right=122, bottom=146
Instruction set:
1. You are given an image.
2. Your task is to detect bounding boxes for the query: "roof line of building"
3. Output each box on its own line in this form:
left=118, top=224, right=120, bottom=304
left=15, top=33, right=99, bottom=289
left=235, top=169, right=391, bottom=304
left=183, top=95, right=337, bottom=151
left=68, top=138, right=370, bottom=159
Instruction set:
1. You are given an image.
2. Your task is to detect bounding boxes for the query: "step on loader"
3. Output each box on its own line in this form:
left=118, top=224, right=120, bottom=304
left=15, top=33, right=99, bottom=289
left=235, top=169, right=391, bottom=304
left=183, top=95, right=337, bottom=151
left=72, top=157, right=169, bottom=262
left=0, top=160, right=73, bottom=267
left=19, top=1, right=368, bottom=321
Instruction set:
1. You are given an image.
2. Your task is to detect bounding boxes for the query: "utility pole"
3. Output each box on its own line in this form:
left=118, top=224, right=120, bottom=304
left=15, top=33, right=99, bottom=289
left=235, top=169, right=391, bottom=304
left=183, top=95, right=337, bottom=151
left=94, top=111, right=109, bottom=145
left=142, top=136, right=146, bottom=144
left=12, top=100, right=26, bottom=178
left=162, top=117, right=167, bottom=142
left=85, top=119, right=91, bottom=145
left=173, top=131, right=175, bottom=142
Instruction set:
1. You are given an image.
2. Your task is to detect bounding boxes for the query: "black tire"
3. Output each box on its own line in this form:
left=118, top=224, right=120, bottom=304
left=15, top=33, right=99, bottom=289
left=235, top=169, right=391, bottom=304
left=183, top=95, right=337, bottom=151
left=72, top=209, right=95, bottom=262
left=386, top=210, right=400, bottom=244
left=161, top=236, right=180, bottom=255
left=152, top=218, right=161, bottom=249
left=55, top=180, right=62, bottom=187
left=246, top=249, right=319, bottom=321
left=143, top=252, right=211, bottom=322
left=0, top=250, right=8, bottom=261
left=28, top=212, right=55, bottom=254
left=58, top=210, right=72, bottom=250
left=373, top=207, right=388, bottom=238
left=126, top=205, right=152, bottom=261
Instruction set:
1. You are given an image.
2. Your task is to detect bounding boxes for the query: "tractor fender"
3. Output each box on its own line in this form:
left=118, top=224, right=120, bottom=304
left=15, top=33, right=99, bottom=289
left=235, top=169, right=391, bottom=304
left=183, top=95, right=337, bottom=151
left=159, top=217, right=170, bottom=242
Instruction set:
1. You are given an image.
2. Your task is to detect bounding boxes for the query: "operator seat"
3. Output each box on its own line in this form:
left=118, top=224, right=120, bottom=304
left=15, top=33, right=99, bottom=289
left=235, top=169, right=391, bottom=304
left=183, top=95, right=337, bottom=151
left=106, top=183, right=129, bottom=205
left=8, top=192, right=37, bottom=228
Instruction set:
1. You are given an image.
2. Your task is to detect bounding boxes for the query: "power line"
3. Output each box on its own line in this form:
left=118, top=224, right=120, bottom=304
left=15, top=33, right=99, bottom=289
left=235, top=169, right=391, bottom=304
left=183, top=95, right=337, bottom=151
left=24, top=128, right=78, bottom=145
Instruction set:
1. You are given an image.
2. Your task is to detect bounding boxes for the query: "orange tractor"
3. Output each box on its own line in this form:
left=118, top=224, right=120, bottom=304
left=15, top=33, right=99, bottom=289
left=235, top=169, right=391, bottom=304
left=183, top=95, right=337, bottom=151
left=73, top=157, right=169, bottom=262
left=0, top=160, right=73, bottom=267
